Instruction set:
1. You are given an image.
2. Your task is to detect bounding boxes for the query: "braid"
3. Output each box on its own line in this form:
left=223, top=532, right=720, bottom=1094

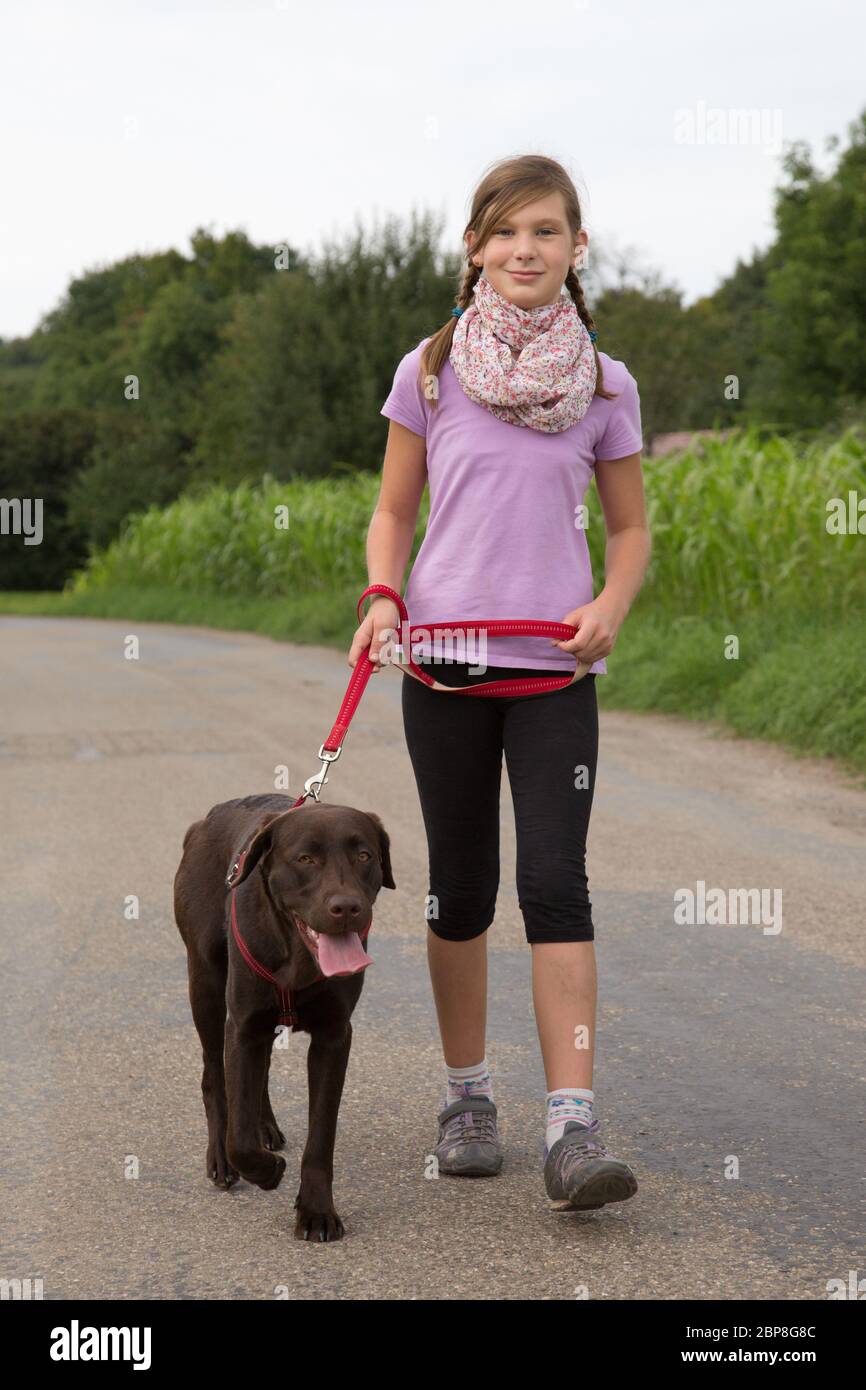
left=564, top=266, right=617, bottom=400
left=455, top=261, right=481, bottom=313
left=564, top=266, right=597, bottom=336
left=418, top=261, right=482, bottom=406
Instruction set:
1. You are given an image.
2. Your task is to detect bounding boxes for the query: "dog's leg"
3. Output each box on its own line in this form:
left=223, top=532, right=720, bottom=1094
left=260, top=1033, right=286, bottom=1152
left=187, top=951, right=238, bottom=1189
left=225, top=1020, right=287, bottom=1190
left=293, top=1023, right=352, bottom=1242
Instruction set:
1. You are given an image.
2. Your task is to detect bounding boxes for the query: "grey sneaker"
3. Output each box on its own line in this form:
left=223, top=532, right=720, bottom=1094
left=434, top=1096, right=503, bottom=1176
left=543, top=1119, right=638, bottom=1210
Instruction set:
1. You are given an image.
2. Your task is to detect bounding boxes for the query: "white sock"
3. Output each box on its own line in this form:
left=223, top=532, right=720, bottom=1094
left=545, top=1087, right=594, bottom=1150
left=445, top=1057, right=493, bottom=1106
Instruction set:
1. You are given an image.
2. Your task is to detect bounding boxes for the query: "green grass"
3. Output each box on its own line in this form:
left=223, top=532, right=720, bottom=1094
left=3, top=424, right=865, bottom=786
left=0, top=582, right=359, bottom=645
left=598, top=605, right=866, bottom=785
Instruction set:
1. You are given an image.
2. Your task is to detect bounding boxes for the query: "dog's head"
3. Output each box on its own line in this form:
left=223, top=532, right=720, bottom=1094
left=227, top=802, right=395, bottom=983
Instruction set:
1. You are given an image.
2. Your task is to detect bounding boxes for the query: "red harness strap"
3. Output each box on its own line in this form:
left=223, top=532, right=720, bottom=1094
left=230, top=852, right=299, bottom=1028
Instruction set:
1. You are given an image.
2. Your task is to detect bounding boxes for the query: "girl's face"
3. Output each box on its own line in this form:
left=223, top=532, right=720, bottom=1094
left=465, top=192, right=588, bottom=309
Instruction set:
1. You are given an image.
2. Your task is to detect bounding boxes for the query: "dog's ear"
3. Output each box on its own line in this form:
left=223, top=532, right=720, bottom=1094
left=363, top=811, right=396, bottom=890
left=226, top=810, right=294, bottom=888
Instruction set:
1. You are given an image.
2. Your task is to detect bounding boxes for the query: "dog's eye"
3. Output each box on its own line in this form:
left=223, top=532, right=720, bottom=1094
left=297, top=854, right=315, bottom=864
left=357, top=850, right=372, bottom=862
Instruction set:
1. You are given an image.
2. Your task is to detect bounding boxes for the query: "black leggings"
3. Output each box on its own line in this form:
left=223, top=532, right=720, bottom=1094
left=400, top=659, right=599, bottom=945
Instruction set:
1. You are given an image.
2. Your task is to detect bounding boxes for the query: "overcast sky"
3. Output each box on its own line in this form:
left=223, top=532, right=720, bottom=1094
left=1, top=0, right=863, bottom=339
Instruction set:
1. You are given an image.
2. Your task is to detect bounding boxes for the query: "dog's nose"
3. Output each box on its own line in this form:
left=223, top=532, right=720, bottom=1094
left=326, top=895, right=364, bottom=927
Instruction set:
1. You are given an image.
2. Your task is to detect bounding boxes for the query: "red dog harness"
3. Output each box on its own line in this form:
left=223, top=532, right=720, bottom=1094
left=229, top=845, right=302, bottom=1029
left=225, top=587, right=588, bottom=1025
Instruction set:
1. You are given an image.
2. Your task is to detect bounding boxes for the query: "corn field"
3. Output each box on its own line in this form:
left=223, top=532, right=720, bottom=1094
left=70, top=426, right=866, bottom=619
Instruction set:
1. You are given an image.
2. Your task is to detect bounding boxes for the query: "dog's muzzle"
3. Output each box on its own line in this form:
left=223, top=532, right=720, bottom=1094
left=291, top=912, right=373, bottom=978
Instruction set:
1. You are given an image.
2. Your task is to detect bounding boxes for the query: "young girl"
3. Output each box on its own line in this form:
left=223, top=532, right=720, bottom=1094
left=349, top=154, right=650, bottom=1212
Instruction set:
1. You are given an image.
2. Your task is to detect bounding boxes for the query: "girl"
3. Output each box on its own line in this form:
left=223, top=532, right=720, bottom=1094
left=349, top=154, right=650, bottom=1212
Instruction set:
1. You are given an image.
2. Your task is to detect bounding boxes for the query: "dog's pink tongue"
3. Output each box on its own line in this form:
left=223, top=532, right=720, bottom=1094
left=317, top=931, right=373, bottom=978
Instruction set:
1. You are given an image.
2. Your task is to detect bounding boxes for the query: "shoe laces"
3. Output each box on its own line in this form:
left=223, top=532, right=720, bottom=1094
left=443, top=1107, right=497, bottom=1146
left=556, top=1125, right=607, bottom=1181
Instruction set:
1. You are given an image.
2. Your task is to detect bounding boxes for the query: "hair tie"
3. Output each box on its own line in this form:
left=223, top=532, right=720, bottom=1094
left=588, top=329, right=598, bottom=342
left=451, top=306, right=464, bottom=318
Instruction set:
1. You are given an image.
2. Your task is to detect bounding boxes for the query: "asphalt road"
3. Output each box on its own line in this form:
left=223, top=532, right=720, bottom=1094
left=1, top=615, right=864, bottom=1300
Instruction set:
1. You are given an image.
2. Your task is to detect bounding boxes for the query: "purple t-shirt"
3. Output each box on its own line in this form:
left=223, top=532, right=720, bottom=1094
left=380, top=337, right=642, bottom=675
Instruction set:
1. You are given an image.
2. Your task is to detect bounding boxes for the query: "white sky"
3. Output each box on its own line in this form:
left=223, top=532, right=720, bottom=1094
left=1, top=0, right=864, bottom=339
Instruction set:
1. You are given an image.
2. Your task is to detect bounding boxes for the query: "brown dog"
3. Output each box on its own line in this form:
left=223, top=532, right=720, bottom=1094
left=173, top=793, right=395, bottom=1241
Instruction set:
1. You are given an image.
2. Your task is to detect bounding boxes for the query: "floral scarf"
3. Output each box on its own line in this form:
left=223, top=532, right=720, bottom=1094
left=449, top=274, right=597, bottom=433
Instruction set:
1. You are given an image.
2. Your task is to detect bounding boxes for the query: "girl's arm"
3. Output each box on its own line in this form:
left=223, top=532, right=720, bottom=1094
left=366, top=419, right=428, bottom=592
left=553, top=451, right=651, bottom=663
left=593, top=452, right=651, bottom=624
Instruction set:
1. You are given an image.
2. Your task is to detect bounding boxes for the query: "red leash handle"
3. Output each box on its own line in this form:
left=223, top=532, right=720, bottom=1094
left=356, top=583, right=590, bottom=691
left=318, top=585, right=590, bottom=754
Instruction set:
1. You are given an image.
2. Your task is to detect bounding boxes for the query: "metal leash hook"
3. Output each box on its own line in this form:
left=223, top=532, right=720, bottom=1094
left=302, top=742, right=342, bottom=802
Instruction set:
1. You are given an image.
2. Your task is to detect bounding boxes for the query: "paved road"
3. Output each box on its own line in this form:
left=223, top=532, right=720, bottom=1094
left=1, top=616, right=863, bottom=1300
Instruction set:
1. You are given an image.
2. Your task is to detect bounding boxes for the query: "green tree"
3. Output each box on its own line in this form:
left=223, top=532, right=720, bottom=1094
left=0, top=409, right=96, bottom=589
left=737, top=112, right=866, bottom=428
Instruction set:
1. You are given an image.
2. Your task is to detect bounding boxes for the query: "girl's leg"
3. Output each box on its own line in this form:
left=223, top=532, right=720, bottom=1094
left=531, top=940, right=597, bottom=1090
left=427, top=929, right=488, bottom=1067
left=502, top=674, right=599, bottom=1090
left=504, top=675, right=638, bottom=1205
left=400, top=662, right=505, bottom=1066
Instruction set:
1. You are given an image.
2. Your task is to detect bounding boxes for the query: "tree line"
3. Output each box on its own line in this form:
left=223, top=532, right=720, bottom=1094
left=1, top=109, right=864, bottom=591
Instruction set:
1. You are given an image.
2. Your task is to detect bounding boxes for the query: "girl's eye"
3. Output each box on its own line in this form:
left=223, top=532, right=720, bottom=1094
left=495, top=228, right=555, bottom=236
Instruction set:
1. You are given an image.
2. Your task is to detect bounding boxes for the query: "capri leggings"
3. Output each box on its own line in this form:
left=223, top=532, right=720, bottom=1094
left=400, top=658, right=599, bottom=945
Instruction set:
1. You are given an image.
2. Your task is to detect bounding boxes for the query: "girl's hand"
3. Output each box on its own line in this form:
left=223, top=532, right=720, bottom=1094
left=348, top=597, right=401, bottom=675
left=551, top=595, right=625, bottom=666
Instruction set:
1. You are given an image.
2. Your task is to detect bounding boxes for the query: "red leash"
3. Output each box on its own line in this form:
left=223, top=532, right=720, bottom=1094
left=319, top=583, right=589, bottom=757
left=225, top=587, right=587, bottom=1022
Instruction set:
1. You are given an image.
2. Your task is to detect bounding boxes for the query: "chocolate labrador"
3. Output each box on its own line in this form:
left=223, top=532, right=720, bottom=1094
left=173, top=793, right=395, bottom=1241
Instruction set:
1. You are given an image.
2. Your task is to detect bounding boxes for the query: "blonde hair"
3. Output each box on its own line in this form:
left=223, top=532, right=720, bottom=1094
left=419, top=153, right=618, bottom=406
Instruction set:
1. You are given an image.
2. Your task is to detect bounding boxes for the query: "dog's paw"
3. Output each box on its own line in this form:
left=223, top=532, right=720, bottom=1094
left=207, top=1139, right=239, bottom=1189
left=260, top=1117, right=287, bottom=1151
left=227, top=1146, right=286, bottom=1191
left=255, top=1152, right=287, bottom=1190
left=293, top=1191, right=345, bottom=1242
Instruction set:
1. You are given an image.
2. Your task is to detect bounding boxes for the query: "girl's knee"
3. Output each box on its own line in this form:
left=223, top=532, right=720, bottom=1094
left=518, top=885, right=594, bottom=943
left=425, top=886, right=496, bottom=942
left=427, top=917, right=492, bottom=943
left=525, top=920, right=595, bottom=944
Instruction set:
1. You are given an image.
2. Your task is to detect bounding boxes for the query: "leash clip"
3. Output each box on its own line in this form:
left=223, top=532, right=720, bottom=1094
left=303, top=743, right=342, bottom=802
